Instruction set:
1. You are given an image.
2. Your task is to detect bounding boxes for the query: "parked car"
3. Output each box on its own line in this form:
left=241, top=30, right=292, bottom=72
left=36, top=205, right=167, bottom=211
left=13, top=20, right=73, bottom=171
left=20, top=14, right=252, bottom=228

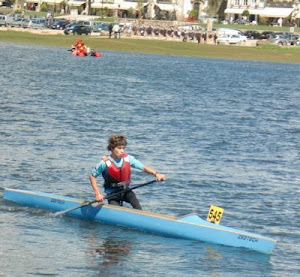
left=268, top=34, right=290, bottom=46
left=289, top=35, right=300, bottom=46
left=20, top=18, right=30, bottom=28
left=92, top=22, right=109, bottom=33
left=0, top=14, right=6, bottom=26
left=216, top=34, right=247, bottom=44
left=66, top=25, right=91, bottom=35
left=63, top=22, right=78, bottom=34
left=29, top=18, right=46, bottom=29
left=1, top=1, right=13, bottom=8
left=47, top=18, right=59, bottom=27
left=260, top=31, right=275, bottom=40
left=217, top=28, right=246, bottom=38
left=244, top=30, right=262, bottom=40
left=276, top=32, right=293, bottom=38
left=5, top=16, right=23, bottom=27
left=7, top=17, right=30, bottom=28
left=51, top=19, right=68, bottom=30
left=76, top=20, right=92, bottom=27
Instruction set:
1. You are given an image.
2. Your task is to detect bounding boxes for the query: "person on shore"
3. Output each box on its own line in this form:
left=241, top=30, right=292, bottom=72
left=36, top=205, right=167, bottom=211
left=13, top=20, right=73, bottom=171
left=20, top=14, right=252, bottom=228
left=89, top=135, right=166, bottom=210
left=108, top=23, right=113, bottom=38
left=214, top=33, right=218, bottom=44
left=140, top=25, right=145, bottom=36
left=182, top=30, right=187, bottom=42
left=113, top=24, right=121, bottom=39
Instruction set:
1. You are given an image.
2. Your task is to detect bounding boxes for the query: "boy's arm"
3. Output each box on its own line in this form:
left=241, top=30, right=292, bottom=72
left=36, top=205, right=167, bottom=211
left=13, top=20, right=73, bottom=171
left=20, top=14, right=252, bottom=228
left=143, top=165, right=166, bottom=181
left=90, top=175, right=105, bottom=202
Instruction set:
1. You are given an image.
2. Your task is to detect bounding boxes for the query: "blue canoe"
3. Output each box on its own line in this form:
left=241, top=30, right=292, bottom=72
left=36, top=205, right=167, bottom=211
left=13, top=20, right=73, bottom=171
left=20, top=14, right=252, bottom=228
left=2, top=188, right=276, bottom=254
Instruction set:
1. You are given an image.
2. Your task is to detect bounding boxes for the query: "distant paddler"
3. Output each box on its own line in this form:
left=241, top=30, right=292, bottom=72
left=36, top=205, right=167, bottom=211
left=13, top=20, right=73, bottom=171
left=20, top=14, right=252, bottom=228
left=75, top=39, right=87, bottom=56
left=71, top=39, right=101, bottom=57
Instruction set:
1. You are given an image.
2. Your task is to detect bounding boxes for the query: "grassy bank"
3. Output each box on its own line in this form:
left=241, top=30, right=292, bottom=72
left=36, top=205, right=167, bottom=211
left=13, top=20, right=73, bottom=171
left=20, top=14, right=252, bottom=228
left=1, top=30, right=300, bottom=63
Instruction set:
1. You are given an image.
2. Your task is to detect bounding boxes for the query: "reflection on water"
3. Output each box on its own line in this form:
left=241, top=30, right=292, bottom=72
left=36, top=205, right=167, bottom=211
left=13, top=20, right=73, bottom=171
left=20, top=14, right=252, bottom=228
left=204, top=246, right=223, bottom=261
left=95, top=240, right=131, bottom=266
left=87, top=231, right=131, bottom=267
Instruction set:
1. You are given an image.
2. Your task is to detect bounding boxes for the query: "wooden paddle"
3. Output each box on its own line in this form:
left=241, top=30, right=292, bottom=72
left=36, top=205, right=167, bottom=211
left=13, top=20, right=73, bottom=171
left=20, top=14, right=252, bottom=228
left=53, top=179, right=157, bottom=217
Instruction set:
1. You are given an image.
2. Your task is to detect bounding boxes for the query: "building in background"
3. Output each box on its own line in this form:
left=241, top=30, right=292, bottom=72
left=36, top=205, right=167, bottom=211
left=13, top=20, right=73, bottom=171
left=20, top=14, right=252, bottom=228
left=224, top=0, right=300, bottom=26
left=18, top=0, right=300, bottom=25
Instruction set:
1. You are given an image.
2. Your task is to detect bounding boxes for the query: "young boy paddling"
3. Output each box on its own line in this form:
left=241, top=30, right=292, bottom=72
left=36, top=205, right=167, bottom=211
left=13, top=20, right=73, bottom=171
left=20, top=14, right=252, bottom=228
left=89, top=135, right=166, bottom=209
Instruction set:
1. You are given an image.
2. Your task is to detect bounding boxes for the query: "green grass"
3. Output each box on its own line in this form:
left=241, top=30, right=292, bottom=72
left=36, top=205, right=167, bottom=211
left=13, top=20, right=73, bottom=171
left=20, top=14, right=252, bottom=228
left=1, top=30, right=300, bottom=63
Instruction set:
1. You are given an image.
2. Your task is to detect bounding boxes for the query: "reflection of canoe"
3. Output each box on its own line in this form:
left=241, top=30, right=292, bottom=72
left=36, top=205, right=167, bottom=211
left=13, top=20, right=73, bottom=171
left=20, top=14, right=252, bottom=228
left=2, top=188, right=276, bottom=254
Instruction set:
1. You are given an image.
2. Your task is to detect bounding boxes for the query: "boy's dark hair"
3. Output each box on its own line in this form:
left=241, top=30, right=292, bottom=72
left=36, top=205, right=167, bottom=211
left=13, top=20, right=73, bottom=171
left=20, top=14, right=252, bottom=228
left=107, top=135, right=127, bottom=151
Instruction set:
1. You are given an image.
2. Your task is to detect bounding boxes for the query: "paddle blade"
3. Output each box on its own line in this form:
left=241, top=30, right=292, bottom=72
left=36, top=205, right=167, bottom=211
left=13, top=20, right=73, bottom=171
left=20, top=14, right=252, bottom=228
left=53, top=200, right=97, bottom=217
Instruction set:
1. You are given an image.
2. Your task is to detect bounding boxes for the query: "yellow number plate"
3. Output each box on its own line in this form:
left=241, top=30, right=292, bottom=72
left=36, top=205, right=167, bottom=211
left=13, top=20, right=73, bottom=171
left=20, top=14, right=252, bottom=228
left=207, top=205, right=224, bottom=224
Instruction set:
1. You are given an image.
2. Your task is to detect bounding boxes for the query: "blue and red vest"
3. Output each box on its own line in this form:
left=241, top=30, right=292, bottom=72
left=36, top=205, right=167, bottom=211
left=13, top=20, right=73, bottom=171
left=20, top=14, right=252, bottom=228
left=102, top=154, right=131, bottom=188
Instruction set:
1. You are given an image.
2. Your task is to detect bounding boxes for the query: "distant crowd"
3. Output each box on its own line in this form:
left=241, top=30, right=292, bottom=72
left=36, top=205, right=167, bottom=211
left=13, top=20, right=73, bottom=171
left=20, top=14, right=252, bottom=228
left=108, top=23, right=218, bottom=44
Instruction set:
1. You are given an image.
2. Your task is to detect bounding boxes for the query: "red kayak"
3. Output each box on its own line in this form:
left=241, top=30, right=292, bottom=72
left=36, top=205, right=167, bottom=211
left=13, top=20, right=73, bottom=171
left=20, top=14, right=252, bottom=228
left=71, top=41, right=101, bottom=57
left=71, top=49, right=101, bottom=57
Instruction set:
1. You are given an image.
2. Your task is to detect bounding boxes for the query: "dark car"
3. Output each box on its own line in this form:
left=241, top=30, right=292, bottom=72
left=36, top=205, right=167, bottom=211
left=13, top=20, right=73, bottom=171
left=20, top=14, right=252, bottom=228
left=244, top=30, right=262, bottom=40
left=260, top=31, right=275, bottom=40
left=0, top=14, right=6, bottom=26
left=93, top=22, right=110, bottom=35
left=63, top=22, right=78, bottom=34
left=289, top=35, right=300, bottom=46
left=92, top=22, right=108, bottom=32
left=70, top=25, right=91, bottom=35
left=51, top=19, right=68, bottom=30
left=1, top=1, right=13, bottom=8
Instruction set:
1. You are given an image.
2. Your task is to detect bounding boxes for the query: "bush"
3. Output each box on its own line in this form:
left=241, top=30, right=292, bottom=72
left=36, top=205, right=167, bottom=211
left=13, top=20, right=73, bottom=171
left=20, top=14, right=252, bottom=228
left=97, top=7, right=109, bottom=17
left=127, top=7, right=135, bottom=18
left=242, top=10, right=250, bottom=18
left=259, top=16, right=267, bottom=25
left=188, top=10, right=198, bottom=20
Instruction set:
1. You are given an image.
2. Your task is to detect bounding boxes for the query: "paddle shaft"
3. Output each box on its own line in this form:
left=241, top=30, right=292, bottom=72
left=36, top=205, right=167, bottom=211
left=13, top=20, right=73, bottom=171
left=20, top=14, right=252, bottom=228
left=105, top=179, right=157, bottom=200
left=53, top=179, right=157, bottom=216
left=53, top=200, right=97, bottom=216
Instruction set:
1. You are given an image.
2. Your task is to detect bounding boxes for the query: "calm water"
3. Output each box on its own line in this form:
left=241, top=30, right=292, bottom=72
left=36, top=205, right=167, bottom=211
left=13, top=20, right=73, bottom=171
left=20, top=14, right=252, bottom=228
left=0, top=42, right=299, bottom=277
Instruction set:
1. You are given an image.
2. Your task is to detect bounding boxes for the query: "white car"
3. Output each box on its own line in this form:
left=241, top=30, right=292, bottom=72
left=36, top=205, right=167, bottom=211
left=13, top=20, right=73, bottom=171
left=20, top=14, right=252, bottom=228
left=198, top=16, right=218, bottom=24
left=29, top=18, right=46, bottom=29
left=216, top=34, right=247, bottom=44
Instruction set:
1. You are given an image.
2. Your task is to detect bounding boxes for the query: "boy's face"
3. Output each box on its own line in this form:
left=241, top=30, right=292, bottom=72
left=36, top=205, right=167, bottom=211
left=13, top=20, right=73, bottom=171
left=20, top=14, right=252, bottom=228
left=112, top=145, right=125, bottom=159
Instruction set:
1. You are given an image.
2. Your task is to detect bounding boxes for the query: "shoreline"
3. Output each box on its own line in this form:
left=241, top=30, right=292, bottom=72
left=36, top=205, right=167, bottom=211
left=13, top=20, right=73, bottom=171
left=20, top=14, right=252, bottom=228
left=0, top=26, right=258, bottom=46
left=1, top=28, right=300, bottom=63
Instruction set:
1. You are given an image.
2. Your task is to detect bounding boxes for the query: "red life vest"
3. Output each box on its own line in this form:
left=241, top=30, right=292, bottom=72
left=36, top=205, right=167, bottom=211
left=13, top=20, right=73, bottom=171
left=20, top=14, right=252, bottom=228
left=102, top=154, right=131, bottom=188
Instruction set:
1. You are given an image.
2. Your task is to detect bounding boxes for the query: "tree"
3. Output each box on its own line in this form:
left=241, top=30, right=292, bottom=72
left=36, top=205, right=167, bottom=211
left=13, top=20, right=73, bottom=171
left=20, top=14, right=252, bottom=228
left=188, top=9, right=198, bottom=19
left=242, top=9, right=250, bottom=18
left=138, top=0, right=145, bottom=19
left=205, top=0, right=222, bottom=16
left=40, top=2, right=48, bottom=12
